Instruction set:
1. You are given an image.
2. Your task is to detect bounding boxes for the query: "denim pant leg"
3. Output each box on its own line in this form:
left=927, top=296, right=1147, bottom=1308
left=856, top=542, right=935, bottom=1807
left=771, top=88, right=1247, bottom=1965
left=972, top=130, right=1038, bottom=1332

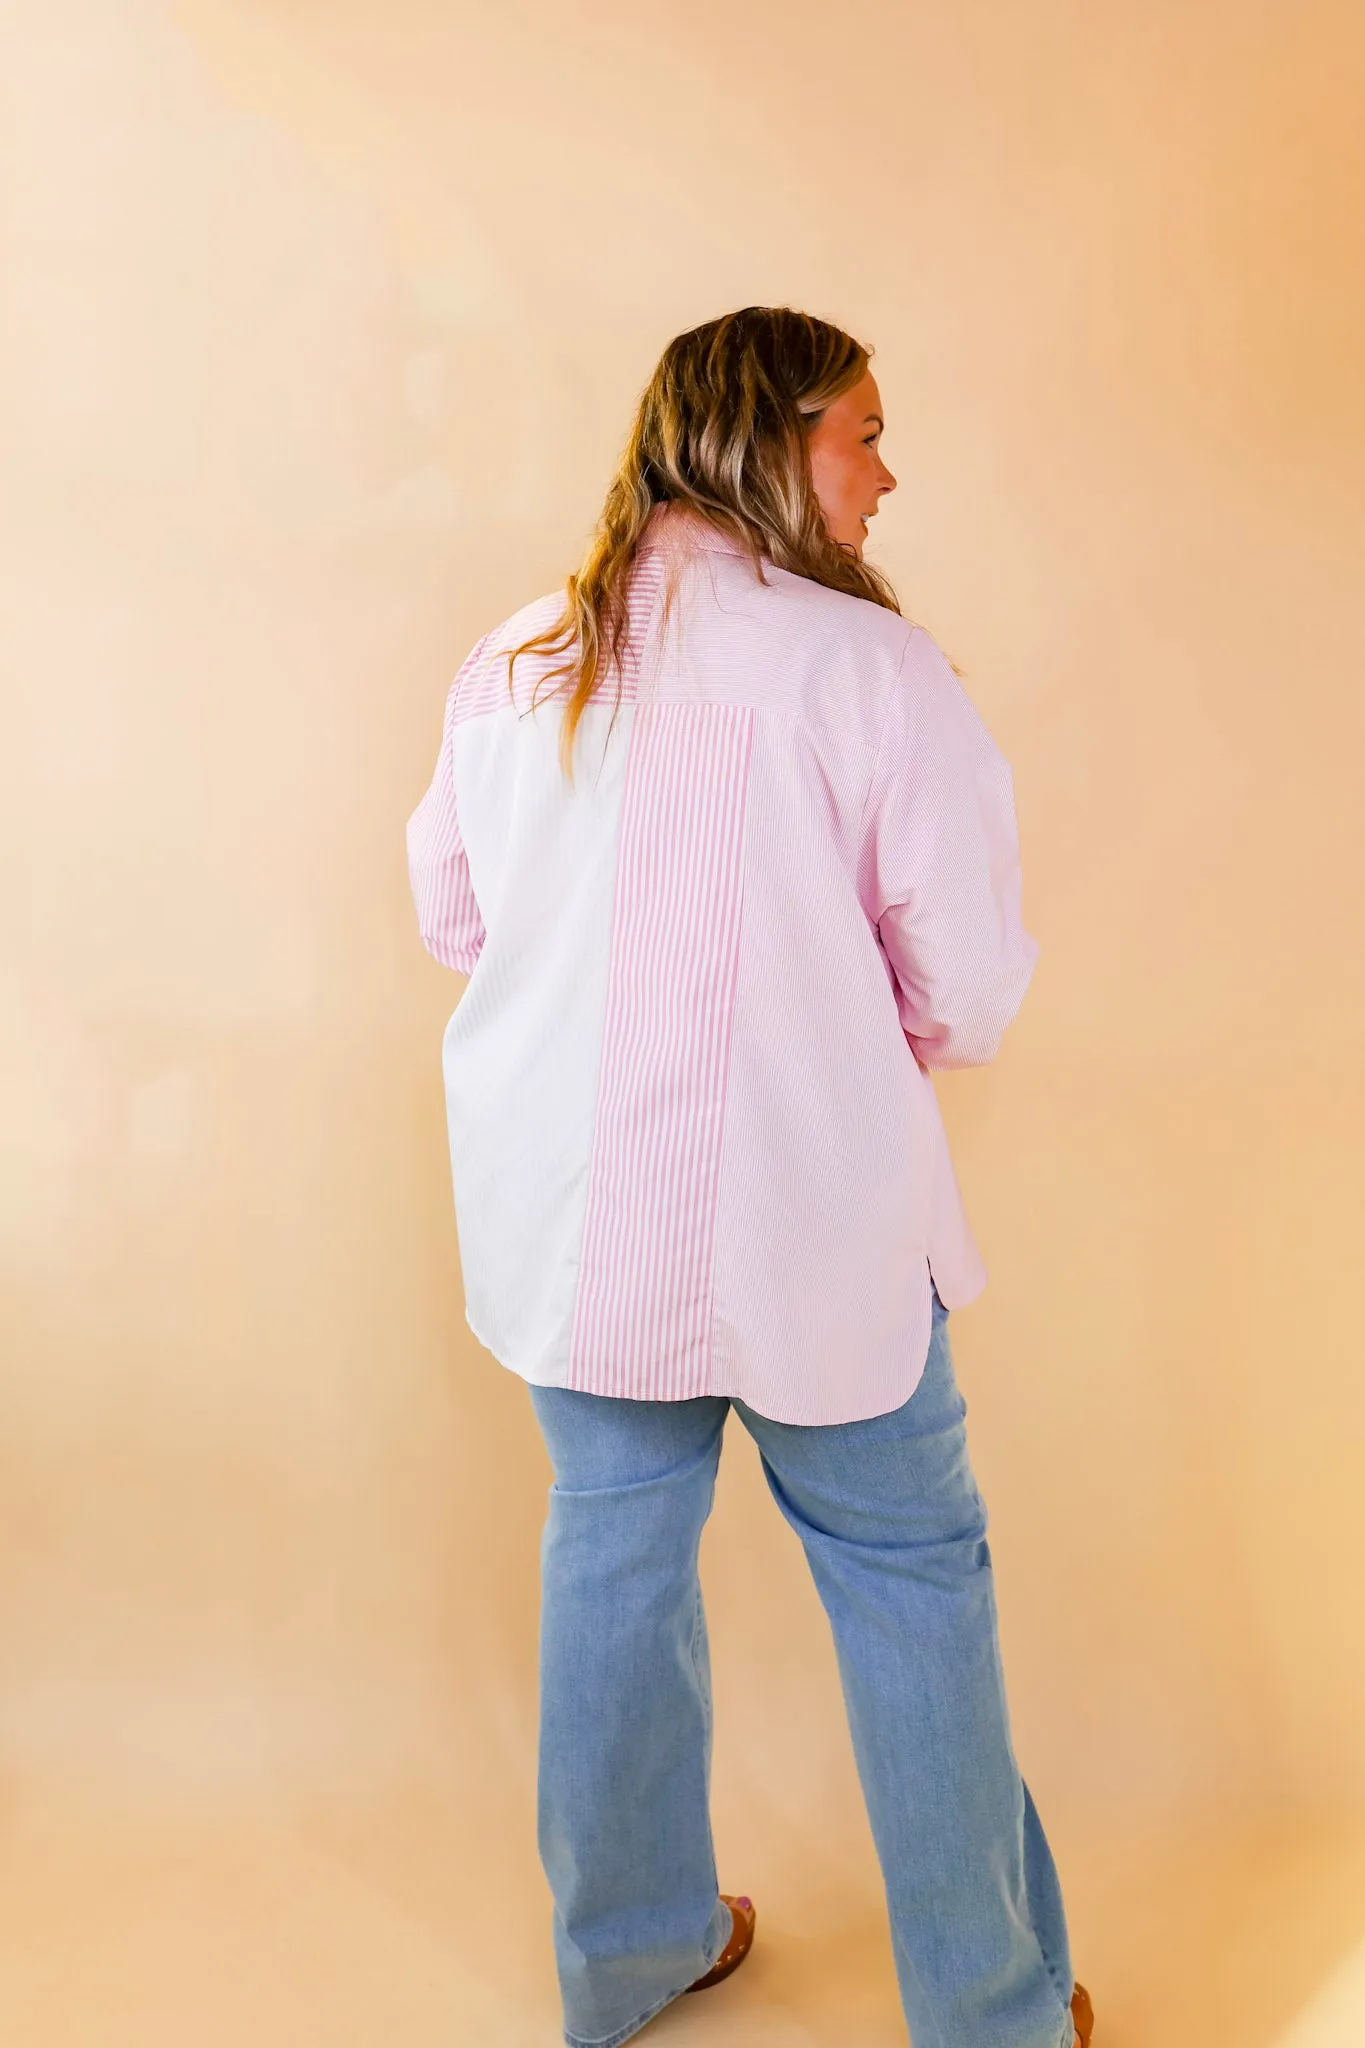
left=527, top=1384, right=734, bottom=2048
left=734, top=1293, right=1076, bottom=2048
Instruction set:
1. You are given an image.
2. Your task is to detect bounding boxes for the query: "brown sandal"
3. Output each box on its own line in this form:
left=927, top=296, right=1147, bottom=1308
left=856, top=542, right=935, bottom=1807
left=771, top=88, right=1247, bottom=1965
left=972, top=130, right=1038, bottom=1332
left=685, top=1894, right=756, bottom=1992
left=1071, top=1980, right=1095, bottom=2045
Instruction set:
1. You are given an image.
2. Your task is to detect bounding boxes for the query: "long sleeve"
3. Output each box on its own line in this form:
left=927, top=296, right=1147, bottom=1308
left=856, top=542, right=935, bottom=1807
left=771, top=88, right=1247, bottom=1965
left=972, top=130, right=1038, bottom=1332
left=406, top=637, right=489, bottom=974
left=863, top=627, right=1040, bottom=1071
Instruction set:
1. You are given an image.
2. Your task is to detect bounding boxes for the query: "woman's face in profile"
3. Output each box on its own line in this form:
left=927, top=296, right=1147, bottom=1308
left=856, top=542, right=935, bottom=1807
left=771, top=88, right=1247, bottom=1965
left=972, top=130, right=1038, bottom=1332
left=807, top=370, right=897, bottom=559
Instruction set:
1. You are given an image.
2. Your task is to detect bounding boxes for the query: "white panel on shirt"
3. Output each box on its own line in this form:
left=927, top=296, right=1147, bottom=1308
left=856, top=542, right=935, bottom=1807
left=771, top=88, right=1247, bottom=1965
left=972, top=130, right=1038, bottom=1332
left=444, top=694, right=635, bottom=1383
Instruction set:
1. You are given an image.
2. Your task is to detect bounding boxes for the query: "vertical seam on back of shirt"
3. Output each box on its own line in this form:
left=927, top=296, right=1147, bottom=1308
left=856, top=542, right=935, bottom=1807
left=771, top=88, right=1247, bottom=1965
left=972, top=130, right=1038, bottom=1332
left=563, top=556, right=669, bottom=1391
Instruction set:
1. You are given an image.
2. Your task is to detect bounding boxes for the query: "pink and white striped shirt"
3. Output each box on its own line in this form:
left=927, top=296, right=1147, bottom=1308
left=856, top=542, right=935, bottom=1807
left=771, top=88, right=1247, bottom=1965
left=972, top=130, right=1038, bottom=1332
left=406, top=500, right=1039, bottom=1424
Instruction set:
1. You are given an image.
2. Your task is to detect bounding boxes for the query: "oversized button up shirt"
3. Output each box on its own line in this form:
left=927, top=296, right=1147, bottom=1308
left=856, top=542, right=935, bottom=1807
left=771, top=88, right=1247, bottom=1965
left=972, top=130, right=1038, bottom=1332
left=406, top=500, right=1039, bottom=1424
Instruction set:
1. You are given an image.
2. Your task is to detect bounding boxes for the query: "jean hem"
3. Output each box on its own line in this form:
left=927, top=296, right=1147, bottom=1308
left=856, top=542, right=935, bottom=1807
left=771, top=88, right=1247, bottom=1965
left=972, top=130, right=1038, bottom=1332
left=561, top=1913, right=730, bottom=2048
left=561, top=1973, right=705, bottom=2048
left=561, top=1981, right=684, bottom=2048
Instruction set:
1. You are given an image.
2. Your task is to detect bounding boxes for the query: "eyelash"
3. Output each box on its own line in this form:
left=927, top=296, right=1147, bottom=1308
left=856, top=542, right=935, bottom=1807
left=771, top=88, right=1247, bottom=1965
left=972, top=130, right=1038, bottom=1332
left=863, top=433, right=879, bottom=447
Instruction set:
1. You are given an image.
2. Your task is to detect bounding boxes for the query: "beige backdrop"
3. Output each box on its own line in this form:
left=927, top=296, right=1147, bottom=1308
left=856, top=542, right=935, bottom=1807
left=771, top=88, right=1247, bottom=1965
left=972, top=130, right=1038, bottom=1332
left=2, top=2, right=1364, bottom=2043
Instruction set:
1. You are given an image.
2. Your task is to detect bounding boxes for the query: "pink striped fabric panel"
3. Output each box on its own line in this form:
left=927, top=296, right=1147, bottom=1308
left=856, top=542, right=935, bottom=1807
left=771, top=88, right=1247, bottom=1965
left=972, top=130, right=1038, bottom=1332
left=567, top=699, right=754, bottom=1400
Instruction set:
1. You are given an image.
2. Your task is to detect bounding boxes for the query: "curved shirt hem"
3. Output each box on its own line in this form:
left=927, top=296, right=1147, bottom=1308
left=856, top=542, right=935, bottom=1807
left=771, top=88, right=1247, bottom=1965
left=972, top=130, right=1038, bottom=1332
left=463, top=1287, right=976, bottom=1428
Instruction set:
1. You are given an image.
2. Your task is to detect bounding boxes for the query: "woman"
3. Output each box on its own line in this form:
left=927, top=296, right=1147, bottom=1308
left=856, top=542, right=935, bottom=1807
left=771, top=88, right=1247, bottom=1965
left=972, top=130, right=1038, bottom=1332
left=407, top=306, right=1093, bottom=2048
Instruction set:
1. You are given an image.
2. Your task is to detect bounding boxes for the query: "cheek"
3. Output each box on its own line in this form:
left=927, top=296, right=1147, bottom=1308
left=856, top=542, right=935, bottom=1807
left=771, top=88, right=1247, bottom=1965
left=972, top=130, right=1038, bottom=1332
left=812, top=444, right=860, bottom=509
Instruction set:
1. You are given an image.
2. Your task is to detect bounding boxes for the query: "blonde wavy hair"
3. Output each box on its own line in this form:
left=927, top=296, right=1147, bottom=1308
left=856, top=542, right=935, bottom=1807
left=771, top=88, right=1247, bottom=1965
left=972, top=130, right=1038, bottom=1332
left=506, top=305, right=906, bottom=784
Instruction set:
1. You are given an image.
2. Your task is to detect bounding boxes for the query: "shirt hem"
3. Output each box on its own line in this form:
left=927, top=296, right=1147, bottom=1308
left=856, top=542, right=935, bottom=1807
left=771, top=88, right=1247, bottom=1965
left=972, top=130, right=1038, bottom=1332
left=463, top=1305, right=570, bottom=1389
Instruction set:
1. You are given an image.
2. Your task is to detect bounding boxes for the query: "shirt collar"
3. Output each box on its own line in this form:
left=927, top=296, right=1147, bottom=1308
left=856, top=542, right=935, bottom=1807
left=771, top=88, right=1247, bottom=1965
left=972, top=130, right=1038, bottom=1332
left=636, top=500, right=756, bottom=560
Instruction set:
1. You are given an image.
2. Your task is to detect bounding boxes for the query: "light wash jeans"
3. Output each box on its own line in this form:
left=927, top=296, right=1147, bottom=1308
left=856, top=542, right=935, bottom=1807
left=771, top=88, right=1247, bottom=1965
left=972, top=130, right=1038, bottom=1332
left=527, top=1283, right=1077, bottom=2048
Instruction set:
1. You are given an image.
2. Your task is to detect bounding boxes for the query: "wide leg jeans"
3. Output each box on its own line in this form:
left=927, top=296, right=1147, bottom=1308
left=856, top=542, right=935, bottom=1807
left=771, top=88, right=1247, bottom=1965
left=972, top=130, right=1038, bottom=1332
left=527, top=1287, right=1077, bottom=2048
